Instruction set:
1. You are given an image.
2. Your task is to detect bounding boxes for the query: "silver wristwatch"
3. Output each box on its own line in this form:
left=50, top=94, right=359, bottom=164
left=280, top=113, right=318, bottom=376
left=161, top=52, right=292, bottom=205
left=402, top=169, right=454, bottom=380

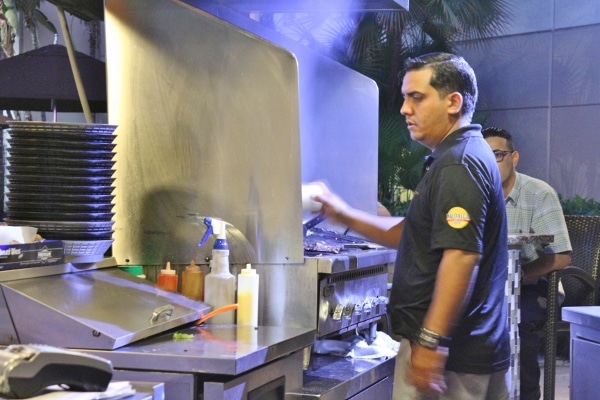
left=416, top=327, right=451, bottom=350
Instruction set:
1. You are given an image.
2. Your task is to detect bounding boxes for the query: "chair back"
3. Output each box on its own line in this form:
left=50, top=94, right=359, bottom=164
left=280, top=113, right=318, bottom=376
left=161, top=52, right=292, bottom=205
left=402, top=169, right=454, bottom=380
left=562, top=215, right=600, bottom=306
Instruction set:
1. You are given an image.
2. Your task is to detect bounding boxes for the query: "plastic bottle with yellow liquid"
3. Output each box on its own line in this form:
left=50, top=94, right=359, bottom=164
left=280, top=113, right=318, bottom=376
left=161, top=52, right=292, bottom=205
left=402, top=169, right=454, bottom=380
left=237, top=263, right=259, bottom=326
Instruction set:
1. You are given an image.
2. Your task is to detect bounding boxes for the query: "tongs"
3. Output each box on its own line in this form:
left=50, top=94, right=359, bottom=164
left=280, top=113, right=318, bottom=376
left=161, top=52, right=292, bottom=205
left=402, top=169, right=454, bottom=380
left=303, top=213, right=326, bottom=237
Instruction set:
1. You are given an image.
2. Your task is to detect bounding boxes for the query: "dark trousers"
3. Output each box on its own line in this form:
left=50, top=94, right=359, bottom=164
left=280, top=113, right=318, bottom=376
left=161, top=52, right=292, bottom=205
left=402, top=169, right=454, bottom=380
left=519, top=282, right=548, bottom=400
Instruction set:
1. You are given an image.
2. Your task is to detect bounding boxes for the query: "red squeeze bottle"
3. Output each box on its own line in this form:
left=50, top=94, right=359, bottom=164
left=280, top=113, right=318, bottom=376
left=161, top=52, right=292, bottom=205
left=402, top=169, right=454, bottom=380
left=157, top=261, right=178, bottom=292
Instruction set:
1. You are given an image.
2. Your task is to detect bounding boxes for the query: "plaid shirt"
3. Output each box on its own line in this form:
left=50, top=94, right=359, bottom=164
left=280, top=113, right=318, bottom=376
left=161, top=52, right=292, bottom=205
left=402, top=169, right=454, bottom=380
left=506, top=172, right=572, bottom=264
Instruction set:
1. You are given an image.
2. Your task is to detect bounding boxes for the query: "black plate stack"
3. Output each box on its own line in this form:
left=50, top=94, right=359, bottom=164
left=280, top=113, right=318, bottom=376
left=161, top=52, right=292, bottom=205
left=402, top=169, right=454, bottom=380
left=3, top=121, right=117, bottom=262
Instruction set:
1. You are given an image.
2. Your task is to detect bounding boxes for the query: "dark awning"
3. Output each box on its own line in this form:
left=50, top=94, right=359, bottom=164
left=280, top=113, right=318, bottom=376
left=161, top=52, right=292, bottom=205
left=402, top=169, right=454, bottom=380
left=0, top=44, right=106, bottom=113
left=46, top=0, right=104, bottom=21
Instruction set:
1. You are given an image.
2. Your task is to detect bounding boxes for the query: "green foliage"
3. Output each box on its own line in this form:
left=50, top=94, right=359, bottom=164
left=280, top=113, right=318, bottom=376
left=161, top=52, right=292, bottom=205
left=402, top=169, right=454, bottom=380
left=386, top=199, right=412, bottom=216
left=378, top=111, right=429, bottom=192
left=337, top=0, right=513, bottom=206
left=560, top=195, right=600, bottom=216
left=262, top=1, right=513, bottom=211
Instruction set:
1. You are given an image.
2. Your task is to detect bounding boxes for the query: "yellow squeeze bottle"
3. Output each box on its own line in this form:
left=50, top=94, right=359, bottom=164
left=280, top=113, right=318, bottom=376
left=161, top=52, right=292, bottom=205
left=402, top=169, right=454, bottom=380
left=237, top=263, right=259, bottom=326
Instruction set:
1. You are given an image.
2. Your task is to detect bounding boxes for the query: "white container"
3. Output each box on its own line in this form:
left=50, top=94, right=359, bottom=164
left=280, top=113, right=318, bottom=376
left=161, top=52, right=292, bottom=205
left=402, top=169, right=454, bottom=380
left=203, top=219, right=236, bottom=324
left=204, top=256, right=235, bottom=324
left=237, top=263, right=259, bottom=326
left=301, top=183, right=324, bottom=212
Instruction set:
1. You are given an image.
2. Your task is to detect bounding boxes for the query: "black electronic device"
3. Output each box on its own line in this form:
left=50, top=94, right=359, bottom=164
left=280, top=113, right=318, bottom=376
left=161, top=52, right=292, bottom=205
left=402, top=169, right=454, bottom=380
left=0, top=344, right=113, bottom=399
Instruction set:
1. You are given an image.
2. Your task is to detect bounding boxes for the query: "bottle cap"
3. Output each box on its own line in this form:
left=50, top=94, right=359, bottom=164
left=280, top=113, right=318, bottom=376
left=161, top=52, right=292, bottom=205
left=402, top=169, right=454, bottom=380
left=240, top=263, right=256, bottom=275
left=161, top=261, right=176, bottom=275
left=213, top=238, right=229, bottom=250
left=302, top=183, right=324, bottom=212
left=185, top=260, right=201, bottom=272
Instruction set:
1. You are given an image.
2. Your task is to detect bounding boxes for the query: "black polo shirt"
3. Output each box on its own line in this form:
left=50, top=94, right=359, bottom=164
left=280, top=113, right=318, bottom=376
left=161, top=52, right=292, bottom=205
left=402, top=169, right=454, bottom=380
left=389, top=124, right=510, bottom=374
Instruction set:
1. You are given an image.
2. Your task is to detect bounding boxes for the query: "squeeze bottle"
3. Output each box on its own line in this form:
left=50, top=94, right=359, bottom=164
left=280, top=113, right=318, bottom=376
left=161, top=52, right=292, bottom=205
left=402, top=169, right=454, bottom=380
left=182, top=260, right=204, bottom=301
left=199, top=218, right=236, bottom=324
left=157, top=261, right=178, bottom=292
left=237, top=263, right=259, bottom=326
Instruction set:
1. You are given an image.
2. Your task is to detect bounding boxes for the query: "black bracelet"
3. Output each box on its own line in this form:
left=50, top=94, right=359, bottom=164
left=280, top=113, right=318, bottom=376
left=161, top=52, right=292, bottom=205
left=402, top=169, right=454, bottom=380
left=416, top=327, right=451, bottom=350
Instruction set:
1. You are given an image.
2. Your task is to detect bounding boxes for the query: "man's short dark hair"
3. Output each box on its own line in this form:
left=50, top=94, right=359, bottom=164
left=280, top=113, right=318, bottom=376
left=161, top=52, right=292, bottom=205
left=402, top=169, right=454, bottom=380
left=482, top=127, right=515, bottom=151
left=404, top=52, right=478, bottom=119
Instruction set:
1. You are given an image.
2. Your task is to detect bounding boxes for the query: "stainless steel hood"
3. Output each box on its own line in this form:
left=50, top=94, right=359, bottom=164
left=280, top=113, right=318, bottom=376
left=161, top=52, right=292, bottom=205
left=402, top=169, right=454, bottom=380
left=105, top=0, right=394, bottom=266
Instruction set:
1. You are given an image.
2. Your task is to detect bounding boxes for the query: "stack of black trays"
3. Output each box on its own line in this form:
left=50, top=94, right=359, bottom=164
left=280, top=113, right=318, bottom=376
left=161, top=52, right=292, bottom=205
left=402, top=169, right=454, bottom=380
left=3, top=121, right=116, bottom=263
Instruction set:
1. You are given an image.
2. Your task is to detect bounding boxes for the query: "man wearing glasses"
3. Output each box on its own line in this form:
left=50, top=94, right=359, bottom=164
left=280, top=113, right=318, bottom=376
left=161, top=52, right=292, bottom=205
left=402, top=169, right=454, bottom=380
left=483, top=127, right=572, bottom=400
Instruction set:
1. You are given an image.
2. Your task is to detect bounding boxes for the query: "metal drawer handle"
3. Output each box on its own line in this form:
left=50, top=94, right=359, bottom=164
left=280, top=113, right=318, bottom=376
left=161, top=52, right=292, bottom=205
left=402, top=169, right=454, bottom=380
left=150, top=305, right=174, bottom=323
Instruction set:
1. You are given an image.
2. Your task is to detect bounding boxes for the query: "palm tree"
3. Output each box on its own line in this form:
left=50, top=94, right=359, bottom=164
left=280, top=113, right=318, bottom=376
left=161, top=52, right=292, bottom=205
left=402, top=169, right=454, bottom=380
left=263, top=0, right=513, bottom=214
left=0, top=0, right=19, bottom=57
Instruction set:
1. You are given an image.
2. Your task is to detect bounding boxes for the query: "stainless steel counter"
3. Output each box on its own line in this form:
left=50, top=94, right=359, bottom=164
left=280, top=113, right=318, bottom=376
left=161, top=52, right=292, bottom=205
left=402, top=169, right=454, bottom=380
left=562, top=306, right=600, bottom=399
left=80, top=325, right=315, bottom=376
left=508, top=233, right=553, bottom=248
left=287, top=354, right=395, bottom=399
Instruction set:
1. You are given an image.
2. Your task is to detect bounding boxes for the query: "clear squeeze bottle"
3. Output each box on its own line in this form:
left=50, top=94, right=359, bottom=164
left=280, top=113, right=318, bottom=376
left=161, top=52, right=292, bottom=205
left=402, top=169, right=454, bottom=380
left=237, top=263, right=259, bottom=326
left=157, top=261, right=178, bottom=292
left=182, top=260, right=204, bottom=301
left=199, top=218, right=236, bottom=324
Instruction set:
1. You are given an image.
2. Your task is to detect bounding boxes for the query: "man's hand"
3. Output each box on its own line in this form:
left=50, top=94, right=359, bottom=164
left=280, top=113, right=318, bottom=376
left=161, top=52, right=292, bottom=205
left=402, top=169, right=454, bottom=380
left=408, top=343, right=449, bottom=395
left=309, top=181, right=352, bottom=225
left=521, top=251, right=572, bottom=283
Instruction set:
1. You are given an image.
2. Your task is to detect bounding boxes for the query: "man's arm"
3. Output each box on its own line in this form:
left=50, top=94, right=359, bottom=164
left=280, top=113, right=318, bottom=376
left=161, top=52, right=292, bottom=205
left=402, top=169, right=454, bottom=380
left=312, top=182, right=405, bottom=248
left=321, top=205, right=405, bottom=248
left=521, top=251, right=572, bottom=284
left=408, top=248, right=481, bottom=394
left=423, top=248, right=481, bottom=336
left=522, top=183, right=572, bottom=283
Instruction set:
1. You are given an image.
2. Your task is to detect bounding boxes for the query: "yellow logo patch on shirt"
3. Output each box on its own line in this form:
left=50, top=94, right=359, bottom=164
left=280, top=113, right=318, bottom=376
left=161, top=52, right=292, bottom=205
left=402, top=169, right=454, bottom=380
left=446, top=207, right=470, bottom=229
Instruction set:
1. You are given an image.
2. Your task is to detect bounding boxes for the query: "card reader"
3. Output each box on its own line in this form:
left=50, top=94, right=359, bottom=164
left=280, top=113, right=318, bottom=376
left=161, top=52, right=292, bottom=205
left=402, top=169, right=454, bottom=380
left=0, top=344, right=113, bottom=399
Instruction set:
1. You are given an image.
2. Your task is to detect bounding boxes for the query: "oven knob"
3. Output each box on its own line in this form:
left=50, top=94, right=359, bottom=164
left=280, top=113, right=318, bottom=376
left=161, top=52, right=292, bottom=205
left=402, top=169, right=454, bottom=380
left=353, top=303, right=363, bottom=317
left=342, top=303, right=354, bottom=319
left=374, top=296, right=389, bottom=314
left=362, top=299, right=372, bottom=315
left=332, top=304, right=344, bottom=321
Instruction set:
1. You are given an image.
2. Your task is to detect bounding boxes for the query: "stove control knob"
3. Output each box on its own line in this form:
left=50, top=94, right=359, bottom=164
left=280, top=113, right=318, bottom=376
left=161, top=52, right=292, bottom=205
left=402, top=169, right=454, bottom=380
left=342, top=303, right=354, bottom=319
left=353, top=303, right=363, bottom=317
left=332, top=304, right=344, bottom=321
left=362, top=299, right=373, bottom=315
left=375, top=296, right=390, bottom=314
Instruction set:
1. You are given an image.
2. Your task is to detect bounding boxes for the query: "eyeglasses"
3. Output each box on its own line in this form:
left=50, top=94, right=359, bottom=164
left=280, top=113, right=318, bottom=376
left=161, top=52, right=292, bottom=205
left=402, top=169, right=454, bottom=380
left=493, top=150, right=513, bottom=162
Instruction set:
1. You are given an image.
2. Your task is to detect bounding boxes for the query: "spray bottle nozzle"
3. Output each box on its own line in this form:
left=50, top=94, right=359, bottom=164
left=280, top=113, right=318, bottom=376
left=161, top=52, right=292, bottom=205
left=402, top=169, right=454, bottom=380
left=198, top=217, right=214, bottom=247
left=197, top=217, right=229, bottom=249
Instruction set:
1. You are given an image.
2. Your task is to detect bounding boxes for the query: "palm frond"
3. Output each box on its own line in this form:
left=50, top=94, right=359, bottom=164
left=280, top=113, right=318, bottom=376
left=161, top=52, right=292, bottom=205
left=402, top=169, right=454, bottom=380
left=256, top=1, right=512, bottom=205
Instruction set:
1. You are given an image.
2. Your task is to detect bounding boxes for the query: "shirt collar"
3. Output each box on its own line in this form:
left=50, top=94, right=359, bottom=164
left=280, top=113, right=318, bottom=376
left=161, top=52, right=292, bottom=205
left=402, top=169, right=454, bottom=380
left=505, top=172, right=522, bottom=206
left=429, top=124, right=483, bottom=160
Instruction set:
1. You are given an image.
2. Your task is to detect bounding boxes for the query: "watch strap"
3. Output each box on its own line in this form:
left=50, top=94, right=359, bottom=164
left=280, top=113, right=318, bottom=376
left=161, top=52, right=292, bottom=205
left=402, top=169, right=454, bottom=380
left=416, top=327, right=451, bottom=350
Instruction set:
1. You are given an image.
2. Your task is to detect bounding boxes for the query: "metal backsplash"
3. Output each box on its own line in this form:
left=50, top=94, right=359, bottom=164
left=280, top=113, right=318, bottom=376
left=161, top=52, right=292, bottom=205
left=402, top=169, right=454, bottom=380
left=105, top=0, right=381, bottom=266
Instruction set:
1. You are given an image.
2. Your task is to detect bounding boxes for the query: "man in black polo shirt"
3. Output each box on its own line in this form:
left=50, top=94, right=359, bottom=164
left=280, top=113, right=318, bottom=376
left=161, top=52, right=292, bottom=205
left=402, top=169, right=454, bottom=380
left=314, top=53, right=510, bottom=399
